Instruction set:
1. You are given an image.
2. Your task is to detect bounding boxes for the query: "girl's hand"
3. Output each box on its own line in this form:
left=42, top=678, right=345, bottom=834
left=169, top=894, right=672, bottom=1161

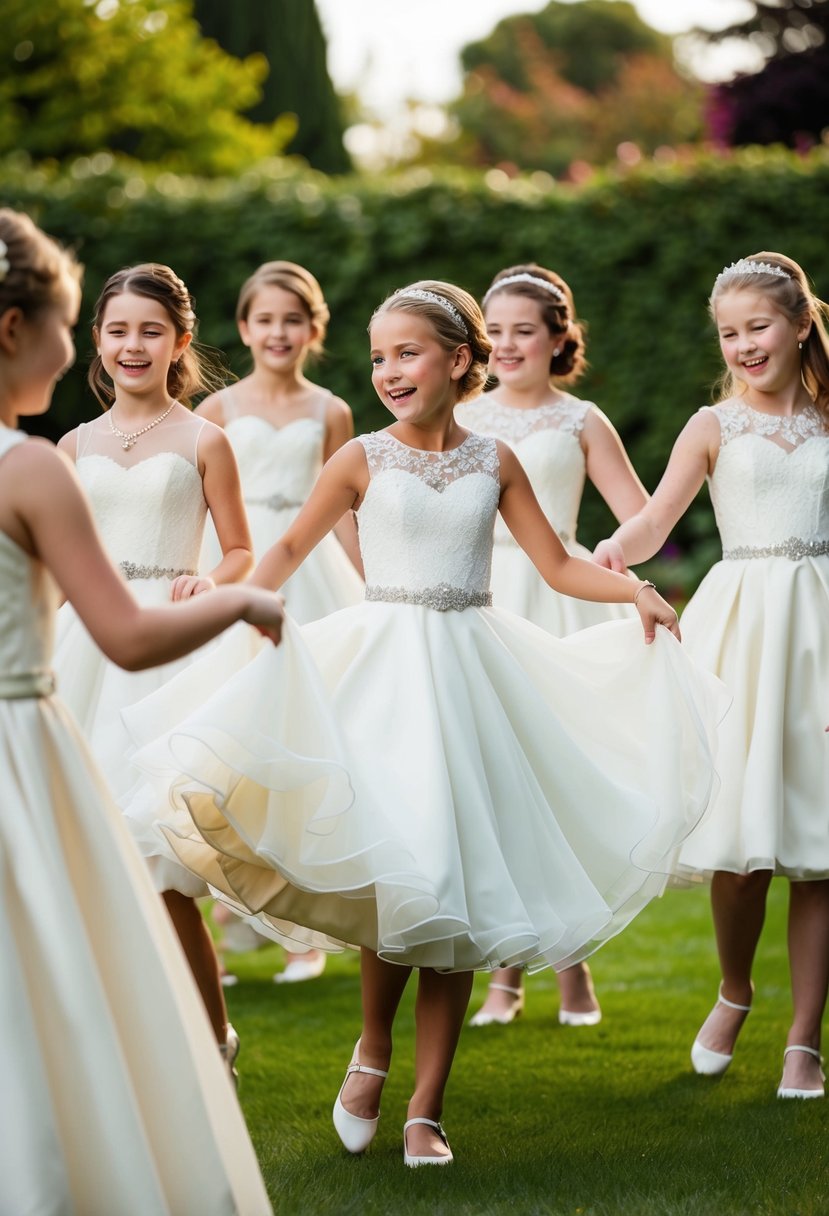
left=240, top=588, right=284, bottom=645
left=593, top=538, right=627, bottom=572
left=171, top=575, right=216, bottom=601
left=635, top=584, right=680, bottom=644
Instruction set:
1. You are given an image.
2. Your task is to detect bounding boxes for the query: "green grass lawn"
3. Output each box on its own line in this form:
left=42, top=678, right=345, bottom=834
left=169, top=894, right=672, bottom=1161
left=221, top=881, right=828, bottom=1215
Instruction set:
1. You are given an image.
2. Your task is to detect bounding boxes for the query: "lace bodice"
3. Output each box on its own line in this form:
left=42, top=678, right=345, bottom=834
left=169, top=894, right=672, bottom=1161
left=221, top=388, right=329, bottom=511
left=707, top=401, right=829, bottom=558
left=456, top=394, right=591, bottom=545
left=357, top=431, right=500, bottom=606
left=74, top=417, right=207, bottom=575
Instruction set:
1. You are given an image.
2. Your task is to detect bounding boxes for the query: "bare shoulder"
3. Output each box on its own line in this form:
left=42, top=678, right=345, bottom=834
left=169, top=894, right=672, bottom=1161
left=682, top=405, right=723, bottom=445
left=56, top=426, right=80, bottom=459
left=194, top=413, right=234, bottom=460
left=194, top=389, right=227, bottom=425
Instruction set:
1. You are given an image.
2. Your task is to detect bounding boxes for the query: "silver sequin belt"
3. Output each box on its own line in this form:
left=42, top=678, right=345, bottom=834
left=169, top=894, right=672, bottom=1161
left=245, top=493, right=304, bottom=512
left=119, top=561, right=197, bottom=581
left=365, top=583, right=492, bottom=611
left=0, top=670, right=56, bottom=699
left=722, top=538, right=829, bottom=561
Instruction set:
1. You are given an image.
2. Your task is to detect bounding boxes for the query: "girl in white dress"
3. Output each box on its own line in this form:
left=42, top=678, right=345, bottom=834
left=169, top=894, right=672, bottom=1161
left=0, top=208, right=280, bottom=1216
left=458, top=263, right=648, bottom=1030
left=197, top=260, right=364, bottom=983
left=134, top=280, right=724, bottom=1167
left=54, top=263, right=253, bottom=1059
left=594, top=253, right=829, bottom=1100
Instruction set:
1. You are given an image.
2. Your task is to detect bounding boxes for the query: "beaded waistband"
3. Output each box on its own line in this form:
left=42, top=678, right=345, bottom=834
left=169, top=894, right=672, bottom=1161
left=365, top=584, right=492, bottom=612
left=0, top=671, right=56, bottom=699
left=722, top=538, right=829, bottom=561
left=246, top=493, right=304, bottom=512
left=119, top=562, right=197, bottom=581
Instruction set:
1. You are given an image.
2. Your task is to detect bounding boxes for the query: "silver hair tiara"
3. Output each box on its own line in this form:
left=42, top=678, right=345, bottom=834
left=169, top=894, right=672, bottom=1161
left=393, top=288, right=468, bottom=334
left=713, top=259, right=791, bottom=291
left=483, top=272, right=566, bottom=306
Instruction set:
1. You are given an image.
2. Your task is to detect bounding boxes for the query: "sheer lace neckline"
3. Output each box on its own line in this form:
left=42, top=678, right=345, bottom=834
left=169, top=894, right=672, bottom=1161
left=384, top=430, right=474, bottom=456
left=713, top=400, right=827, bottom=452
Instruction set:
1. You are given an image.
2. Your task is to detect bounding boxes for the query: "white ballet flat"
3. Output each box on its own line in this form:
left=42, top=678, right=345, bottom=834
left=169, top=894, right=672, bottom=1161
left=777, top=1045, right=825, bottom=1099
left=468, top=982, right=524, bottom=1027
left=332, top=1041, right=389, bottom=1154
left=403, top=1117, right=454, bottom=1167
left=273, top=954, right=326, bottom=984
left=691, top=983, right=752, bottom=1076
left=559, top=1007, right=602, bottom=1027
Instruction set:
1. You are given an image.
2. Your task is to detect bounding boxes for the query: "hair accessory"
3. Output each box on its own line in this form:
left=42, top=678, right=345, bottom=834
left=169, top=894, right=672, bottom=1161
left=393, top=289, right=468, bottom=335
left=483, top=273, right=566, bottom=306
left=713, top=259, right=791, bottom=291
left=0, top=239, right=9, bottom=282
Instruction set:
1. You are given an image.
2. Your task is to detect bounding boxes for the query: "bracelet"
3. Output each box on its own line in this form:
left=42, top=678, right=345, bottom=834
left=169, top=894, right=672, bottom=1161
left=633, top=580, right=656, bottom=607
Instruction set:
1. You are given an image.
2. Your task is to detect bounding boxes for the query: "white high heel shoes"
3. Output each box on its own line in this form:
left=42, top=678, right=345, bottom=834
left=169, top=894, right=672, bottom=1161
left=468, top=982, right=525, bottom=1027
left=691, top=983, right=752, bottom=1076
left=332, top=1040, right=389, bottom=1153
left=777, top=1045, right=825, bottom=1099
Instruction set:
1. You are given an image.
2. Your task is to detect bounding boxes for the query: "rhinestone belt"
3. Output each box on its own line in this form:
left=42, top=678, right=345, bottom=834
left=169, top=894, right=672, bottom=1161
left=0, top=670, right=56, bottom=698
left=722, top=538, right=829, bottom=561
left=365, top=583, right=492, bottom=611
left=246, top=493, right=304, bottom=512
left=119, top=562, right=197, bottom=581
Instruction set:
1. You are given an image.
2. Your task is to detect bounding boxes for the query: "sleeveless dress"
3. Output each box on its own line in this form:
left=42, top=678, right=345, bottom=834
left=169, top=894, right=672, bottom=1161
left=675, top=400, right=829, bottom=880
left=200, top=388, right=363, bottom=622
left=0, top=427, right=271, bottom=1216
left=456, top=394, right=634, bottom=633
left=54, top=412, right=240, bottom=895
left=132, top=430, right=726, bottom=973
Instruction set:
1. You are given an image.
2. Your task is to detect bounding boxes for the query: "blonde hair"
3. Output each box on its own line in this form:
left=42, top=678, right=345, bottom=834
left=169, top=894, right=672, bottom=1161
left=236, top=261, right=329, bottom=358
left=88, top=263, right=225, bottom=409
left=0, top=208, right=81, bottom=318
left=710, top=251, right=829, bottom=423
left=371, top=279, right=491, bottom=402
left=483, top=263, right=587, bottom=385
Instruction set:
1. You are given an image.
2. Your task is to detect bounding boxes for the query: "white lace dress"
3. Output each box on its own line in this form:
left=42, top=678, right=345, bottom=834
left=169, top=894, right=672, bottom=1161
left=0, top=428, right=271, bottom=1216
left=676, top=401, right=829, bottom=880
left=132, top=430, right=725, bottom=974
left=200, top=388, right=363, bottom=622
left=456, top=394, right=634, bottom=633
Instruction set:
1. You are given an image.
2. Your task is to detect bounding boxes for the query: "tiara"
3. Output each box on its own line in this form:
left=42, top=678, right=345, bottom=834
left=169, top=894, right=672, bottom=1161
left=393, top=288, right=468, bottom=334
left=483, top=272, right=566, bottom=306
left=0, top=240, right=9, bottom=282
left=713, top=259, right=791, bottom=291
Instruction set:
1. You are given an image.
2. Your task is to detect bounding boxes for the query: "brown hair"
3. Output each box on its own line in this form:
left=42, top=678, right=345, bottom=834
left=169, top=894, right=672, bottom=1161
left=710, top=251, right=829, bottom=423
left=482, top=263, right=587, bottom=385
left=88, top=263, right=224, bottom=409
left=236, top=260, right=329, bottom=358
left=0, top=208, right=81, bottom=318
left=370, top=280, right=491, bottom=402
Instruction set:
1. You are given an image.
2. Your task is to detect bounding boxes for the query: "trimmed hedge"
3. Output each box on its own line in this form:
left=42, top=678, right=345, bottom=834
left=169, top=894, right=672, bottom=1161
left=3, top=148, right=828, bottom=590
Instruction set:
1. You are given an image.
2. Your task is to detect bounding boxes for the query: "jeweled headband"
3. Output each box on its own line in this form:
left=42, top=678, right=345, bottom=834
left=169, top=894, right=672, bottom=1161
left=713, top=259, right=791, bottom=292
left=483, top=272, right=566, bottom=307
left=392, top=288, right=468, bottom=335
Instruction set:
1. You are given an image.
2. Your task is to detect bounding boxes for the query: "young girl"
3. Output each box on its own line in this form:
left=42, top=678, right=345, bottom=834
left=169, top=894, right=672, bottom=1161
left=458, top=263, right=648, bottom=1030
left=196, top=259, right=364, bottom=984
left=54, top=263, right=254, bottom=1058
left=593, top=253, right=829, bottom=1100
left=134, top=279, right=724, bottom=1166
left=0, top=208, right=280, bottom=1215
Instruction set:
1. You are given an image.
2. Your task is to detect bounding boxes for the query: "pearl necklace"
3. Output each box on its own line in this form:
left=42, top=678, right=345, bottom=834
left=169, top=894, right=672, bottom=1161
left=108, top=400, right=176, bottom=450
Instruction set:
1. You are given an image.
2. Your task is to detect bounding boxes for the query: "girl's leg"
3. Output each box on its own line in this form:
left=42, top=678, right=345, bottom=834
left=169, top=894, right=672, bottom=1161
left=162, top=890, right=228, bottom=1045
left=694, top=869, right=772, bottom=1054
left=406, top=968, right=474, bottom=1159
left=780, top=878, right=829, bottom=1091
left=556, top=962, right=601, bottom=1020
left=338, top=948, right=412, bottom=1119
left=469, top=965, right=524, bottom=1023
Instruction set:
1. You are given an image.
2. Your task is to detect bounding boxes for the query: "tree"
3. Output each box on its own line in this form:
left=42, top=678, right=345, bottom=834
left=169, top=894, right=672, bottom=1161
left=193, top=0, right=350, bottom=174
left=0, top=0, right=294, bottom=174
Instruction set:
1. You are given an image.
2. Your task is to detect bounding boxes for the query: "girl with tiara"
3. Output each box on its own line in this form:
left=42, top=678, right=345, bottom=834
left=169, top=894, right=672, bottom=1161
left=594, top=253, right=829, bottom=1100
left=197, top=259, right=364, bottom=985
left=0, top=208, right=280, bottom=1215
left=134, top=277, right=725, bottom=1166
left=458, top=263, right=648, bottom=1031
left=54, top=263, right=254, bottom=1067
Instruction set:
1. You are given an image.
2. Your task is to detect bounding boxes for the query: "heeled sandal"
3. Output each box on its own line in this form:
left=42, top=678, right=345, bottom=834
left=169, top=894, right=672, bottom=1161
left=691, top=983, right=752, bottom=1076
left=332, top=1040, right=389, bottom=1153
left=403, top=1117, right=453, bottom=1167
left=777, top=1045, right=825, bottom=1099
left=468, top=982, right=525, bottom=1027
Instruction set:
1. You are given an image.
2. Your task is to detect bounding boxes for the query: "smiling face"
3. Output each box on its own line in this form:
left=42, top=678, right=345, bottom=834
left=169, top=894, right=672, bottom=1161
left=484, top=292, right=560, bottom=390
left=238, top=284, right=317, bottom=373
left=715, top=287, right=808, bottom=403
left=369, top=311, right=468, bottom=426
left=94, top=291, right=191, bottom=405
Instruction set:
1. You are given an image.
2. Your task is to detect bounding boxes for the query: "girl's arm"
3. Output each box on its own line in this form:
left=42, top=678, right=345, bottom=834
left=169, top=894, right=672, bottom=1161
left=250, top=439, right=368, bottom=590
left=324, top=396, right=365, bottom=578
left=497, top=442, right=677, bottom=642
left=6, top=443, right=283, bottom=667
left=592, top=410, right=720, bottom=572
left=582, top=407, right=649, bottom=522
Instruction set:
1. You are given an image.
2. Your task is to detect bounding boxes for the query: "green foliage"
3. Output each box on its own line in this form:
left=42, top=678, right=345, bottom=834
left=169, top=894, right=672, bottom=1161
left=3, top=145, right=828, bottom=595
left=0, top=0, right=293, bottom=174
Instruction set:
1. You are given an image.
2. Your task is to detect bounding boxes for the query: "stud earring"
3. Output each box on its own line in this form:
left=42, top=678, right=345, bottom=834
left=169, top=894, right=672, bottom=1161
left=552, top=346, right=562, bottom=357
left=799, top=341, right=803, bottom=350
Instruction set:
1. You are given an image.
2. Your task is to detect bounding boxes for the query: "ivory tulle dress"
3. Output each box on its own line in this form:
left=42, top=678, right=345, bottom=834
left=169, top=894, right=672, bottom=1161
left=674, top=400, right=829, bottom=880
left=0, top=428, right=271, bottom=1216
left=200, top=387, right=363, bottom=621
left=456, top=393, right=634, bottom=632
